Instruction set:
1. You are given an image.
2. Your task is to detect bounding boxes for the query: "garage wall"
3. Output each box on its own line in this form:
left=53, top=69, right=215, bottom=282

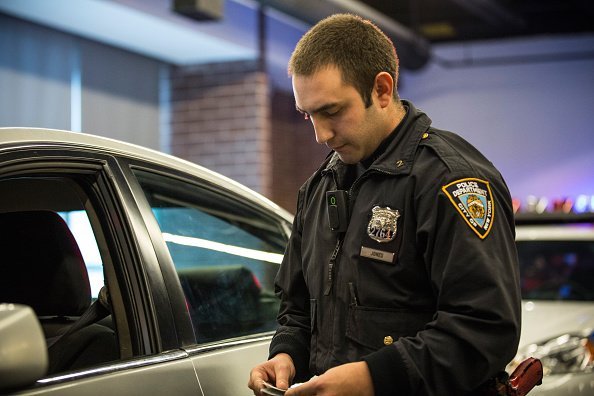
left=5, top=12, right=592, bottom=211
left=169, top=61, right=327, bottom=213
left=0, top=14, right=73, bottom=130
left=80, top=40, right=162, bottom=149
left=269, top=89, right=328, bottom=213
left=0, top=14, right=163, bottom=151
left=170, top=60, right=273, bottom=195
left=400, top=35, right=594, bottom=201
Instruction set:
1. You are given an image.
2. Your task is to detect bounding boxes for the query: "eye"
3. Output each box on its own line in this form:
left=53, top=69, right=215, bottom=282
left=323, top=108, right=340, bottom=118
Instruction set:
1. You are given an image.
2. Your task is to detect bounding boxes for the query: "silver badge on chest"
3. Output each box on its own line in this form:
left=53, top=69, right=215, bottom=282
left=367, top=206, right=400, bottom=243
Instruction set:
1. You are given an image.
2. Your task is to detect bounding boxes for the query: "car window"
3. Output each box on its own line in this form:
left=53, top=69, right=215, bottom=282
left=133, top=170, right=288, bottom=343
left=59, top=210, right=104, bottom=298
left=0, top=176, right=120, bottom=375
left=517, top=240, right=594, bottom=301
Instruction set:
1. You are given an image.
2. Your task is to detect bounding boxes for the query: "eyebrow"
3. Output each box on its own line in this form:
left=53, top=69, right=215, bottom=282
left=295, top=102, right=339, bottom=115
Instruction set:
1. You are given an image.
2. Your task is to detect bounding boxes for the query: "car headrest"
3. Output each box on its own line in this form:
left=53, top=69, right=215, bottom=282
left=0, top=210, right=91, bottom=316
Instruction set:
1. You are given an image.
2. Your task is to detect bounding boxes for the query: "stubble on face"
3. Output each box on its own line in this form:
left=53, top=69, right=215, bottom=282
left=292, top=66, right=387, bottom=164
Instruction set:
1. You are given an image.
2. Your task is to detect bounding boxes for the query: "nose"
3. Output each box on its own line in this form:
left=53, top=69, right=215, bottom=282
left=311, top=117, right=334, bottom=145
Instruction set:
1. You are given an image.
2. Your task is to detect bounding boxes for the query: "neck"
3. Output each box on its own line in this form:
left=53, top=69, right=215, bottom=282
left=376, top=100, right=406, bottom=142
left=360, top=101, right=407, bottom=167
left=389, top=100, right=406, bottom=131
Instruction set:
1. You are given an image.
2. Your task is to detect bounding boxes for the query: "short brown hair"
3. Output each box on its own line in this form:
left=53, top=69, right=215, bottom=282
left=288, top=13, right=399, bottom=107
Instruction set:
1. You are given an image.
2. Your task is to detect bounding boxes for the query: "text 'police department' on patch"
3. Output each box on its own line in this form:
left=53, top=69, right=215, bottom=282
left=442, top=178, right=494, bottom=239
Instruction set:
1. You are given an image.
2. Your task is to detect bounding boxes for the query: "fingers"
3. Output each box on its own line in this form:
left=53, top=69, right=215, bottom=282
left=248, top=354, right=296, bottom=395
left=248, top=365, right=268, bottom=396
left=285, top=381, right=311, bottom=396
left=288, top=363, right=373, bottom=396
left=270, top=353, right=296, bottom=390
left=274, top=363, right=291, bottom=390
left=285, top=376, right=320, bottom=396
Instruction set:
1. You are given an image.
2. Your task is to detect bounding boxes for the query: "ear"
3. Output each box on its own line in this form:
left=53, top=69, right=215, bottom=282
left=373, top=72, right=394, bottom=108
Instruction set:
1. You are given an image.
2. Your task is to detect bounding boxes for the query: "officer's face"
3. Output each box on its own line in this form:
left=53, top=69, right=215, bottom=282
left=292, top=65, right=385, bottom=164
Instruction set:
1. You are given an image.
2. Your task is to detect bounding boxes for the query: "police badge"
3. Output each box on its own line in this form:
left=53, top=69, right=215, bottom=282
left=442, top=178, right=495, bottom=239
left=367, top=206, right=400, bottom=243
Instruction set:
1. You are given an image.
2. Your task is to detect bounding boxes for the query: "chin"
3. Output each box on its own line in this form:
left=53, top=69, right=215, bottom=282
left=337, top=151, right=364, bottom=164
left=336, top=153, right=354, bottom=164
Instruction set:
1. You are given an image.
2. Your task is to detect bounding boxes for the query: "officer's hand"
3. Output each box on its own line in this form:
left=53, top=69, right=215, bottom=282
left=286, top=361, right=374, bottom=396
left=248, top=353, right=295, bottom=396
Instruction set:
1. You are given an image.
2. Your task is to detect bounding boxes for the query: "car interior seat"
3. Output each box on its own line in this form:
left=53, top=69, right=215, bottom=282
left=0, top=210, right=118, bottom=374
left=177, top=265, right=262, bottom=342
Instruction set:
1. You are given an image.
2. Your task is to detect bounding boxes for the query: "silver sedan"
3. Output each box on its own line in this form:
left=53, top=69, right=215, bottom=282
left=0, top=128, right=293, bottom=395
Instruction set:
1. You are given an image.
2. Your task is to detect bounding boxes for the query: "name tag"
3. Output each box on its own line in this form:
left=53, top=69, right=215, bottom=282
left=360, top=246, right=395, bottom=264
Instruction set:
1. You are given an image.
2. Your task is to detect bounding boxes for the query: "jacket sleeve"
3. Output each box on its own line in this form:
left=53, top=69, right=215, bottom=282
left=364, top=146, right=522, bottom=395
left=268, top=187, right=313, bottom=382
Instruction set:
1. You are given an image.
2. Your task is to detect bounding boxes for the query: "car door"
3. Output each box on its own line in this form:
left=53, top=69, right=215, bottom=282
left=0, top=144, right=203, bottom=395
left=121, top=160, right=292, bottom=395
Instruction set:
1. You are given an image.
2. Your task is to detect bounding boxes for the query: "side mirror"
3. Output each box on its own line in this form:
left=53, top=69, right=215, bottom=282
left=0, top=303, right=48, bottom=391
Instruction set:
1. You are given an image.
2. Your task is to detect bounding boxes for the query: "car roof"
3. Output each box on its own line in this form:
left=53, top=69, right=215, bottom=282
left=0, top=127, right=293, bottom=222
left=515, top=212, right=594, bottom=225
left=516, top=224, right=594, bottom=241
left=515, top=212, right=594, bottom=241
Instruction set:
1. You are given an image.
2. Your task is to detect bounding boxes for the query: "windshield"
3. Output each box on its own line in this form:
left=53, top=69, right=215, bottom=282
left=517, top=240, right=594, bottom=301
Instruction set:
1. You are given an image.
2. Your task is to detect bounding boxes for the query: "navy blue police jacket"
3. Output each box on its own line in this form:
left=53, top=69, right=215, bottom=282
left=269, top=100, right=521, bottom=396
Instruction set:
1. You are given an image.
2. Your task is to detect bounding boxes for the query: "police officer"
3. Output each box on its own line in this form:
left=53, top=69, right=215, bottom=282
left=248, top=14, right=521, bottom=396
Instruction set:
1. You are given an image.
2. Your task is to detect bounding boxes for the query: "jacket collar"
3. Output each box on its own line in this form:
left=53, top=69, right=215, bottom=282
left=323, top=100, right=432, bottom=176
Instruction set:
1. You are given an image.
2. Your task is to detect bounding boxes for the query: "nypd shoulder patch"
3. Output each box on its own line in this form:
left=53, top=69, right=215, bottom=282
left=442, top=178, right=495, bottom=239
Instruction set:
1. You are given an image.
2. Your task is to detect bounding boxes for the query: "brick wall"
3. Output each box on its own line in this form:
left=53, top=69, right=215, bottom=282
left=170, top=60, right=327, bottom=214
left=270, top=89, right=329, bottom=213
left=170, top=60, right=272, bottom=195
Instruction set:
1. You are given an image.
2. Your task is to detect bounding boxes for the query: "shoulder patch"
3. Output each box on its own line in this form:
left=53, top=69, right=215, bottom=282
left=442, top=178, right=495, bottom=239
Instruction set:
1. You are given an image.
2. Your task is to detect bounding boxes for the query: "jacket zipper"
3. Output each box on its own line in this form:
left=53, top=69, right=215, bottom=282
left=322, top=167, right=392, bottom=297
left=323, top=168, right=343, bottom=296
left=324, top=237, right=343, bottom=296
